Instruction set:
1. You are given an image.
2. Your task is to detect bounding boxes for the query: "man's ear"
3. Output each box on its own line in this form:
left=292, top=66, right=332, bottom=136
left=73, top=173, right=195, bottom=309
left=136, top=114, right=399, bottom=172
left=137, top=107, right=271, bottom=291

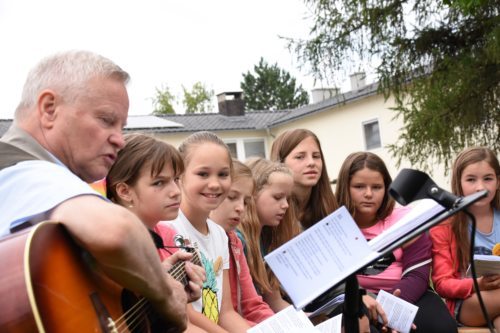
left=115, top=182, right=133, bottom=203
left=37, top=90, right=58, bottom=129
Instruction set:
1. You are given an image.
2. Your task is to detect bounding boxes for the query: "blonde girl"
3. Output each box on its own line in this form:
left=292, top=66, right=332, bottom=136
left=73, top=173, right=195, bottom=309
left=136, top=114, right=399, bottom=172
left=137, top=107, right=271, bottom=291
left=209, top=160, right=274, bottom=325
left=163, top=131, right=250, bottom=333
left=239, top=157, right=300, bottom=312
left=431, top=147, right=500, bottom=329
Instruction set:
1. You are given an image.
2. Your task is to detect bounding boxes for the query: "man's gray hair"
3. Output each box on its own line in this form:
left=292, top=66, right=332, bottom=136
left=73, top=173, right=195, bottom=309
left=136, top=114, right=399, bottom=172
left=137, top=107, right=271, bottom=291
left=15, top=50, right=130, bottom=119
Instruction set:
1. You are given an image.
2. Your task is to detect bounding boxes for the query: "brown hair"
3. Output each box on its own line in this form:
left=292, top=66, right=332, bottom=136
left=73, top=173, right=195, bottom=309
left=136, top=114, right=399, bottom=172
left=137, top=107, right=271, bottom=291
left=451, top=147, right=500, bottom=272
left=335, top=152, right=395, bottom=222
left=232, top=159, right=254, bottom=185
left=178, top=131, right=233, bottom=173
left=239, top=157, right=301, bottom=291
left=106, top=133, right=184, bottom=205
left=270, top=129, right=338, bottom=229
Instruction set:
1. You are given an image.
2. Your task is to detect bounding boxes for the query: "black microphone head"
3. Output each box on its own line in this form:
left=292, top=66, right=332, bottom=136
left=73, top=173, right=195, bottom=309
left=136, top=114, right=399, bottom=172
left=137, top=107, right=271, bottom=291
left=389, top=169, right=430, bottom=206
left=390, top=168, right=459, bottom=209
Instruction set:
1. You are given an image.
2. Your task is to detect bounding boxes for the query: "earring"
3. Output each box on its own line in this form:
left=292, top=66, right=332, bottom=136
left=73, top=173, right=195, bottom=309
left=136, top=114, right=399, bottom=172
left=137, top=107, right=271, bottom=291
left=128, top=201, right=134, bottom=208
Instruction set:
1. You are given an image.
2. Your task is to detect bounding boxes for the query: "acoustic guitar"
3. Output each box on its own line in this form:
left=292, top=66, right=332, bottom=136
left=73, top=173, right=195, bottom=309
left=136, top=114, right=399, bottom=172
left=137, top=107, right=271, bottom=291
left=0, top=221, right=199, bottom=333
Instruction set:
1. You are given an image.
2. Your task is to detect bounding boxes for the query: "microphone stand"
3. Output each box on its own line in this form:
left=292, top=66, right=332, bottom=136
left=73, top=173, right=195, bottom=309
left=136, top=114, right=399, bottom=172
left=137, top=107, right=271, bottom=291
left=343, top=274, right=363, bottom=333
left=342, top=190, right=488, bottom=333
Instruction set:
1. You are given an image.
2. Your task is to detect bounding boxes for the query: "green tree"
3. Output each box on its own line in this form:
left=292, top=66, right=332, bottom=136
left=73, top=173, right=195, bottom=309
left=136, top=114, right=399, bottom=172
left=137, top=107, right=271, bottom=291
left=182, top=82, right=214, bottom=114
left=289, top=0, right=500, bottom=171
left=152, top=84, right=176, bottom=115
left=241, top=57, right=310, bottom=111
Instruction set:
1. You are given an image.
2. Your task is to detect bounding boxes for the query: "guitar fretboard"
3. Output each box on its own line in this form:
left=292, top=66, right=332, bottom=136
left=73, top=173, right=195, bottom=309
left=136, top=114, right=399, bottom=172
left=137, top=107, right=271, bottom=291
left=167, top=248, right=201, bottom=286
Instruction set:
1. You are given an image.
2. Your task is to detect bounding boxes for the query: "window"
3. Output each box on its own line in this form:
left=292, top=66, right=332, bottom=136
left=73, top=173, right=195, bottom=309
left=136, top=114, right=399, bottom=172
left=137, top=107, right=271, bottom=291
left=363, top=119, right=381, bottom=150
left=226, top=142, right=237, bottom=158
left=244, top=140, right=265, bottom=159
left=224, top=138, right=266, bottom=160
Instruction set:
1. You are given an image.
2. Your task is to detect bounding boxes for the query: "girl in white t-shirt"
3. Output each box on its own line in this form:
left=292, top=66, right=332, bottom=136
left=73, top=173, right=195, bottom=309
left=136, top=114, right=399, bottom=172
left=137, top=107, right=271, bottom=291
left=164, top=131, right=250, bottom=333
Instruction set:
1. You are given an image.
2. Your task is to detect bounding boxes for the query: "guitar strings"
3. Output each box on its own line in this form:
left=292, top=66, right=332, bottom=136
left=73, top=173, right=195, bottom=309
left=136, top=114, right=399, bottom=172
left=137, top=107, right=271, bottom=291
left=124, top=299, right=156, bottom=333
left=113, top=264, right=187, bottom=331
left=114, top=297, right=150, bottom=332
left=113, top=250, right=202, bottom=331
left=165, top=249, right=202, bottom=283
left=112, top=273, right=188, bottom=331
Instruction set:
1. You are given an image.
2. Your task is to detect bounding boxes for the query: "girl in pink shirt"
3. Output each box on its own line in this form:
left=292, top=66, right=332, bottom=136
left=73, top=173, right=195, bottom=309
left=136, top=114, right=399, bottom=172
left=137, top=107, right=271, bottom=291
left=336, top=151, right=456, bottom=333
left=106, top=133, right=206, bottom=333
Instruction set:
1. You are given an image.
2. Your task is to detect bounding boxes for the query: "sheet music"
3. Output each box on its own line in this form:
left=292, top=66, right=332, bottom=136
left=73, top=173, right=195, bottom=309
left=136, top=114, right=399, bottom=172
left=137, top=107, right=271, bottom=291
left=247, top=306, right=315, bottom=333
left=376, top=290, right=418, bottom=333
left=315, top=314, right=342, bottom=333
left=247, top=306, right=342, bottom=333
left=265, top=206, right=378, bottom=309
left=265, top=202, right=443, bottom=310
left=467, top=254, right=500, bottom=277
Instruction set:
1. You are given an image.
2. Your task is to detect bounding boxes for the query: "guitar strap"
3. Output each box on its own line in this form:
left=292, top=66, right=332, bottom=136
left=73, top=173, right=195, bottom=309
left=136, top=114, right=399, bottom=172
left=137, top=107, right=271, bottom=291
left=149, top=229, right=165, bottom=249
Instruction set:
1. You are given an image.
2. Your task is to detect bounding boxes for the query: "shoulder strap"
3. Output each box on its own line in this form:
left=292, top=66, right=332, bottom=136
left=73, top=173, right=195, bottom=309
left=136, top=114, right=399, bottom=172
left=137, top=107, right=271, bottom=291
left=0, top=141, right=38, bottom=171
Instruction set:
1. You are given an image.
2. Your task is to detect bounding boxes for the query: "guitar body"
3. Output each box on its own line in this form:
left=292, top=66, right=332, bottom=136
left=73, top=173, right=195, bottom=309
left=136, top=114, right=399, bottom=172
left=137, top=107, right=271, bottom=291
left=0, top=221, right=151, bottom=333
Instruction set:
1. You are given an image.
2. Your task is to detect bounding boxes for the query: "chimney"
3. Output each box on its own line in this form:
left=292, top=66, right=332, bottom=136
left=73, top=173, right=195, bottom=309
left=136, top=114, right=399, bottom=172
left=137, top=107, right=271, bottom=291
left=350, top=72, right=366, bottom=91
left=311, top=88, right=339, bottom=103
left=217, top=92, right=245, bottom=116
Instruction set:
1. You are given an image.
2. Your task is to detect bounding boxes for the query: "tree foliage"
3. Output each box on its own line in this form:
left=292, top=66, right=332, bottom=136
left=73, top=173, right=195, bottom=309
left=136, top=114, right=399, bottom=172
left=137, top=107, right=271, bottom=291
left=241, top=57, right=310, bottom=111
left=152, top=84, right=176, bottom=115
left=182, top=82, right=214, bottom=114
left=152, top=82, right=214, bottom=114
left=289, top=0, right=500, bottom=171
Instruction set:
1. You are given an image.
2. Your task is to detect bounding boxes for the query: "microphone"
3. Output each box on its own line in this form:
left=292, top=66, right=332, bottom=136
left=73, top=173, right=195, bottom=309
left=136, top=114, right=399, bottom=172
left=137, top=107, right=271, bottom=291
left=389, top=169, right=461, bottom=209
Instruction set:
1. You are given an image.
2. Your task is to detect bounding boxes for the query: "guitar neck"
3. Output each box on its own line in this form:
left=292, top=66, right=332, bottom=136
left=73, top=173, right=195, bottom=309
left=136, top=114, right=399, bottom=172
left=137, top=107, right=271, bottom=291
left=168, top=261, right=189, bottom=286
left=167, top=248, right=201, bottom=287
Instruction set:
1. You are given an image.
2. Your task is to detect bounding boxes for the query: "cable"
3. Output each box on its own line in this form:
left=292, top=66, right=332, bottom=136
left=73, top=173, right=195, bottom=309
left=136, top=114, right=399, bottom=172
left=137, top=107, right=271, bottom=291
left=465, top=209, right=495, bottom=333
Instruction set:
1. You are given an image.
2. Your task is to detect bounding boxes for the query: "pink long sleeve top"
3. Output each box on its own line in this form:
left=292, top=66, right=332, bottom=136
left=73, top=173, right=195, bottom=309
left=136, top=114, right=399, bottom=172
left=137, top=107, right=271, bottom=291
left=357, top=206, right=432, bottom=303
left=227, top=231, right=274, bottom=325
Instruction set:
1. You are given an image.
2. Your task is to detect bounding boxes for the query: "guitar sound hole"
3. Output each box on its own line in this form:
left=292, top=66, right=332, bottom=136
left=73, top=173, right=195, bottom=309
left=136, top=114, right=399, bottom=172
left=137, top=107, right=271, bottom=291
left=121, top=290, right=150, bottom=333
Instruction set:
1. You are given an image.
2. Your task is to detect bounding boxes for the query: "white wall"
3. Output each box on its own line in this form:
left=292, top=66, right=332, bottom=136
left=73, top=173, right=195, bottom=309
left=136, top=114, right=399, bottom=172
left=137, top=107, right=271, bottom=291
left=271, top=94, right=450, bottom=190
left=149, top=92, right=451, bottom=191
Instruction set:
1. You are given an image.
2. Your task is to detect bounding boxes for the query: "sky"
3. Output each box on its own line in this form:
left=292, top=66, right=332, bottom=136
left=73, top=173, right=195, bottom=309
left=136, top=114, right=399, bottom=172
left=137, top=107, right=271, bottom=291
left=0, top=0, right=333, bottom=119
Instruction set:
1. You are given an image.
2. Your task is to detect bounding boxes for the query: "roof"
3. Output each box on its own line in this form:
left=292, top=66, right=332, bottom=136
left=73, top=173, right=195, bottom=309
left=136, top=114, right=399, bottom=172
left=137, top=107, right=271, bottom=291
left=270, top=82, right=379, bottom=126
left=125, top=115, right=183, bottom=130
left=0, top=119, right=12, bottom=137
left=0, top=83, right=380, bottom=137
left=151, top=110, right=289, bottom=133
left=146, top=83, right=379, bottom=133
